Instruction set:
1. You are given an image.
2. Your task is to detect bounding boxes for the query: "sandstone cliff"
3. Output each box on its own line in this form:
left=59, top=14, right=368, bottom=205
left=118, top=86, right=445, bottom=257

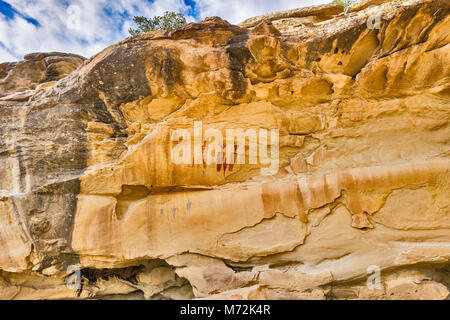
left=0, top=0, right=449, bottom=300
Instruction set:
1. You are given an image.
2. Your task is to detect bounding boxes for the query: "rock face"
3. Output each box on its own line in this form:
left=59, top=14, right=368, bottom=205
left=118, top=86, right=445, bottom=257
left=0, top=52, right=85, bottom=101
left=0, top=0, right=449, bottom=300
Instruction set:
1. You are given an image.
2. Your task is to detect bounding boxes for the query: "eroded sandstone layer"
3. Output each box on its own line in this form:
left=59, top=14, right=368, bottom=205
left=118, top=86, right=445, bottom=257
left=0, top=0, right=449, bottom=299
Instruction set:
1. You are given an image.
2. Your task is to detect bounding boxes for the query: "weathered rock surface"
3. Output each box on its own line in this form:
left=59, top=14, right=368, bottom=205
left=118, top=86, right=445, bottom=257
left=0, top=52, right=85, bottom=101
left=0, top=0, right=449, bottom=300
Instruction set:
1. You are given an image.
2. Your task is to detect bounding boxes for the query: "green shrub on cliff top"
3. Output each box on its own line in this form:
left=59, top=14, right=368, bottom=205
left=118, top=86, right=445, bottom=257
left=128, top=11, right=187, bottom=36
left=331, top=0, right=358, bottom=13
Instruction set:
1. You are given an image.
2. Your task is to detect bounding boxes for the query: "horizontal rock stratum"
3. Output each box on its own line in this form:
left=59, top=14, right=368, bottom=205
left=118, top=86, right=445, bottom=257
left=0, top=0, right=449, bottom=300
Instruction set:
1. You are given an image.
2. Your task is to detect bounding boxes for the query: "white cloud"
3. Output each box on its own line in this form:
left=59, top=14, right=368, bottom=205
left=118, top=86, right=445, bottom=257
left=0, top=46, right=17, bottom=62
left=0, top=0, right=329, bottom=63
left=194, top=0, right=331, bottom=24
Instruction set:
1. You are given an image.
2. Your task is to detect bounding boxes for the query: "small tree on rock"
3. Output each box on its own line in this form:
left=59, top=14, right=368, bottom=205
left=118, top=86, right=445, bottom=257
left=331, top=0, right=358, bottom=13
left=128, top=11, right=187, bottom=36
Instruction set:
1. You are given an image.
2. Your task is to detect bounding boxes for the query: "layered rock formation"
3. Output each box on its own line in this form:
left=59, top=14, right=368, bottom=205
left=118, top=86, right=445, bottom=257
left=0, top=52, right=85, bottom=101
left=0, top=0, right=449, bottom=299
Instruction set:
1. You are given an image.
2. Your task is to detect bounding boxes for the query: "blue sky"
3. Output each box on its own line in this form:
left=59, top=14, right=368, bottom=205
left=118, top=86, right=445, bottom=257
left=0, top=0, right=330, bottom=62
